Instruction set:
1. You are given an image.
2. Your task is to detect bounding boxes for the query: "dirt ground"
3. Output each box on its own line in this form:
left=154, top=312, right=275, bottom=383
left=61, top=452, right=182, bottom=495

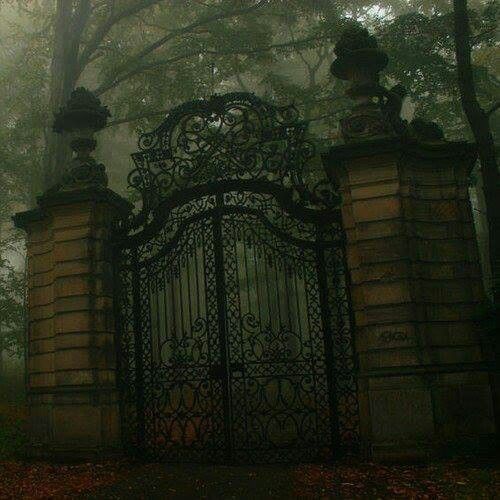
left=1, top=456, right=500, bottom=499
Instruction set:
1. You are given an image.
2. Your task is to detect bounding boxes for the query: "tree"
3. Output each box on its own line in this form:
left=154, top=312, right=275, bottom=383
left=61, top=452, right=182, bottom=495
left=1, top=1, right=497, bottom=207
left=39, top=0, right=347, bottom=189
left=453, top=0, right=499, bottom=305
left=0, top=241, right=25, bottom=378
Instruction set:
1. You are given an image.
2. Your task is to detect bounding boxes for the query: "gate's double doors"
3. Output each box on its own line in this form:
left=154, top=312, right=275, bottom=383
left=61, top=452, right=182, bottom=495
left=116, top=189, right=355, bottom=463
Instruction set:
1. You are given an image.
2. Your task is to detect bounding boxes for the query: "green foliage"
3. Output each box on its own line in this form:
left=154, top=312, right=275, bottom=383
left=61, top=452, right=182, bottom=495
left=0, top=224, right=25, bottom=357
left=0, top=0, right=497, bottom=249
left=0, top=255, right=25, bottom=357
left=0, top=2, right=49, bottom=204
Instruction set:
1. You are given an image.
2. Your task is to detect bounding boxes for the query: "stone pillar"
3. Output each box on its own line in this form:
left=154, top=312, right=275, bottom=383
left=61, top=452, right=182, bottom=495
left=326, top=27, right=497, bottom=459
left=325, top=139, right=496, bottom=459
left=13, top=88, right=131, bottom=459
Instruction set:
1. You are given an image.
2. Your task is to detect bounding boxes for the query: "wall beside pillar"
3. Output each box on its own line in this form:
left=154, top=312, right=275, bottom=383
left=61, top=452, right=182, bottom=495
left=14, top=189, right=131, bottom=459
left=325, top=138, right=497, bottom=460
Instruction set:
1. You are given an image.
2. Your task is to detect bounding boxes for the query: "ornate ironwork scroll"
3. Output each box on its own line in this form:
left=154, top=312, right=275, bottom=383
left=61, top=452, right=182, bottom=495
left=120, top=92, right=338, bottom=233
left=114, top=92, right=358, bottom=463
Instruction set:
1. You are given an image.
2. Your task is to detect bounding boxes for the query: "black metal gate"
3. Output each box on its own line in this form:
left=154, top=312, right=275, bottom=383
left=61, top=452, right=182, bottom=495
left=113, top=93, right=358, bottom=463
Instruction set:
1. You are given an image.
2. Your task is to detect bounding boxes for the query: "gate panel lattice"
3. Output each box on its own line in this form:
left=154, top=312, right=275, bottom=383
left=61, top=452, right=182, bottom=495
left=114, top=93, right=359, bottom=463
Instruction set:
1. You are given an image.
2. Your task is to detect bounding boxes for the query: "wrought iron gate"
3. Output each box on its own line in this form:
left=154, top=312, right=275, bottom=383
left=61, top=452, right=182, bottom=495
left=113, top=93, right=358, bottom=463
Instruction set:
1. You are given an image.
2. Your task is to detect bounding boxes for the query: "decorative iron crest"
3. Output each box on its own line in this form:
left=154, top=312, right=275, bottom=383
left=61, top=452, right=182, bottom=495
left=127, top=92, right=338, bottom=224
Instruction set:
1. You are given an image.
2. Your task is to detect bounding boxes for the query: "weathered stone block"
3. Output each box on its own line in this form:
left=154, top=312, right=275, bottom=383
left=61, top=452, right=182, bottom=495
left=351, top=181, right=400, bottom=200
left=354, top=219, right=404, bottom=241
left=31, top=284, right=54, bottom=306
left=409, top=220, right=466, bottom=240
left=54, top=368, right=116, bottom=386
left=28, top=352, right=54, bottom=373
left=53, top=295, right=112, bottom=313
left=350, top=261, right=411, bottom=284
left=425, top=345, right=484, bottom=365
left=357, top=237, right=408, bottom=263
left=54, top=331, right=114, bottom=351
left=53, top=226, right=92, bottom=242
left=369, top=386, right=434, bottom=441
left=30, top=318, right=54, bottom=340
left=54, top=260, right=93, bottom=277
left=364, top=303, right=416, bottom=325
left=54, top=275, right=92, bottom=296
left=55, top=347, right=104, bottom=370
left=415, top=279, right=483, bottom=303
left=28, top=229, right=53, bottom=247
left=340, top=205, right=355, bottom=230
left=29, top=405, right=53, bottom=448
left=52, top=406, right=102, bottom=446
left=416, top=239, right=468, bottom=262
left=54, top=310, right=108, bottom=334
left=433, top=380, right=495, bottom=438
left=420, top=303, right=478, bottom=322
left=53, top=239, right=91, bottom=262
left=51, top=205, right=93, bottom=229
left=418, top=322, right=478, bottom=347
left=401, top=164, right=456, bottom=185
left=30, top=270, right=54, bottom=288
left=361, top=348, right=424, bottom=369
left=30, top=372, right=56, bottom=388
left=401, top=184, right=460, bottom=200
left=352, top=197, right=401, bottom=222
left=30, top=303, right=54, bottom=322
left=347, top=155, right=399, bottom=185
left=361, top=281, right=411, bottom=306
left=356, top=323, right=417, bottom=352
left=31, top=252, right=54, bottom=274
left=28, top=239, right=54, bottom=256
left=29, top=337, right=55, bottom=355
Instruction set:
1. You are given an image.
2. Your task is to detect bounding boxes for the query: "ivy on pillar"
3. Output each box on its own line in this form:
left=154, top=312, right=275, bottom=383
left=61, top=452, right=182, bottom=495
left=325, top=27, right=497, bottom=459
left=14, top=88, right=131, bottom=459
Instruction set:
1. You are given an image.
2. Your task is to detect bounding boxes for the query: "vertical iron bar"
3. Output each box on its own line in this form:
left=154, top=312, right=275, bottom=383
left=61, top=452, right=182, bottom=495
left=315, top=232, right=340, bottom=459
left=131, top=247, right=146, bottom=456
left=212, top=194, right=233, bottom=461
left=112, top=244, right=126, bottom=452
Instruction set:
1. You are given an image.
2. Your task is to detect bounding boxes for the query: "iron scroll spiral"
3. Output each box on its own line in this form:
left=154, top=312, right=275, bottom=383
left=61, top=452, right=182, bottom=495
left=124, top=92, right=338, bottom=231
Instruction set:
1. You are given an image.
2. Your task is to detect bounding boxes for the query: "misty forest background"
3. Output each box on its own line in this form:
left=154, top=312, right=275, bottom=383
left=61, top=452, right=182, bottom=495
left=0, top=0, right=498, bottom=405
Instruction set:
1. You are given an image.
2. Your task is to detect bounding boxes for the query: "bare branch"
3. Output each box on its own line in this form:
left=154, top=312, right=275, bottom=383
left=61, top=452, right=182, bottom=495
left=107, top=91, right=341, bottom=128
left=106, top=109, right=169, bottom=127
left=95, top=33, right=328, bottom=95
left=77, top=0, right=165, bottom=75
left=471, top=26, right=497, bottom=44
left=103, top=1, right=268, bottom=84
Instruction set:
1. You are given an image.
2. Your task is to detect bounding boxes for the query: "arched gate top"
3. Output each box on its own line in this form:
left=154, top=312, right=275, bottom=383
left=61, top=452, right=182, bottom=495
left=125, top=92, right=338, bottom=230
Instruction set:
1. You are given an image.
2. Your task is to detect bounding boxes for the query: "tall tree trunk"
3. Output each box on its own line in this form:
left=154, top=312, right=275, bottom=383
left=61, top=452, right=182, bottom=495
left=0, top=341, right=4, bottom=382
left=454, top=0, right=500, bottom=439
left=453, top=0, right=500, bottom=306
left=43, top=0, right=90, bottom=191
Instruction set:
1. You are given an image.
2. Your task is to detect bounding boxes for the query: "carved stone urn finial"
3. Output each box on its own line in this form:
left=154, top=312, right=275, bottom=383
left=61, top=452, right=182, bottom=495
left=331, top=25, right=405, bottom=142
left=330, top=25, right=388, bottom=98
left=51, top=87, right=110, bottom=191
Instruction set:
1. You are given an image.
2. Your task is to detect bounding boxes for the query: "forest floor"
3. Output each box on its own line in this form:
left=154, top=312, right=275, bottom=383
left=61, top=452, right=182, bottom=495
left=1, top=404, right=500, bottom=499
left=1, top=457, right=500, bottom=499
